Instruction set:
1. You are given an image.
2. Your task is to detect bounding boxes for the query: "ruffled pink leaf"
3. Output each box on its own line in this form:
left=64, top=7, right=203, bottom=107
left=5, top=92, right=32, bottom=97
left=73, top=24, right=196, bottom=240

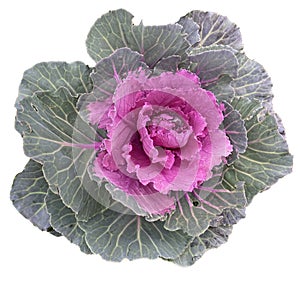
left=94, top=152, right=175, bottom=215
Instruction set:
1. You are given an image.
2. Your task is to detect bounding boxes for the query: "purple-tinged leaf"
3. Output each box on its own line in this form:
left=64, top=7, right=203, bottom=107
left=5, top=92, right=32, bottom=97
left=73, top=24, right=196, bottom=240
left=177, top=16, right=200, bottom=46
left=189, top=45, right=238, bottom=84
left=210, top=207, right=246, bottom=227
left=222, top=101, right=247, bottom=164
left=78, top=48, right=149, bottom=126
left=91, top=48, right=149, bottom=100
left=164, top=165, right=246, bottom=236
left=92, top=151, right=176, bottom=216
left=183, top=10, right=243, bottom=50
left=204, top=74, right=235, bottom=102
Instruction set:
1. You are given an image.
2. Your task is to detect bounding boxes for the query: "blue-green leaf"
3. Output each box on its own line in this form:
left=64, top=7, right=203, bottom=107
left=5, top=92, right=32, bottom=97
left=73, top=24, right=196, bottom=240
left=182, top=10, right=243, bottom=50
left=16, top=87, right=111, bottom=221
left=79, top=208, right=192, bottom=261
left=189, top=45, right=238, bottom=83
left=86, top=9, right=190, bottom=68
left=164, top=165, right=246, bottom=236
left=16, top=61, right=93, bottom=108
left=224, top=97, right=293, bottom=202
left=172, top=225, right=233, bottom=266
left=222, top=101, right=247, bottom=163
left=10, top=159, right=60, bottom=235
left=232, top=53, right=273, bottom=102
left=15, top=61, right=93, bottom=135
left=204, top=74, right=235, bottom=102
left=45, top=190, right=91, bottom=254
left=177, top=16, right=200, bottom=46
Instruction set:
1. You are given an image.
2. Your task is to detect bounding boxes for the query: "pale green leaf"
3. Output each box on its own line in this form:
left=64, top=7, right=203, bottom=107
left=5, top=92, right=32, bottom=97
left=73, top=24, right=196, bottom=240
left=79, top=208, right=192, bottom=261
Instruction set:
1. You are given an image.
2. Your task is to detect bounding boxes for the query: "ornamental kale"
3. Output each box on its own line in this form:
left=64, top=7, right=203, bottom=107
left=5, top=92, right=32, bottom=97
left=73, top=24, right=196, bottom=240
left=11, top=9, right=293, bottom=266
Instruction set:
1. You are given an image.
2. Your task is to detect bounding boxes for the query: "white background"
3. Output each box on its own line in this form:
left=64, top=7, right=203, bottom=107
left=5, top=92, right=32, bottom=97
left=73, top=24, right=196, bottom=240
left=0, top=0, right=299, bottom=283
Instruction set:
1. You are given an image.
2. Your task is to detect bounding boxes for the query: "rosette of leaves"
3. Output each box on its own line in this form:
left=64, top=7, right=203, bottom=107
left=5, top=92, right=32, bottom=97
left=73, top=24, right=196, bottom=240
left=11, top=9, right=292, bottom=266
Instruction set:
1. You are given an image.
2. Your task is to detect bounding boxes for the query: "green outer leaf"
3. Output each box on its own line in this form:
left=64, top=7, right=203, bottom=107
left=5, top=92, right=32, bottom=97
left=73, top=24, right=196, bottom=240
left=230, top=97, right=263, bottom=121
left=189, top=45, right=238, bottom=83
left=172, top=226, right=233, bottom=266
left=86, top=9, right=134, bottom=62
left=172, top=204, right=246, bottom=266
left=45, top=190, right=91, bottom=254
left=202, top=52, right=272, bottom=105
left=232, top=53, right=273, bottom=102
left=164, top=195, right=213, bottom=237
left=183, top=10, right=243, bottom=50
left=210, top=207, right=246, bottom=227
left=16, top=87, right=109, bottom=221
left=153, top=55, right=181, bottom=75
left=86, top=9, right=189, bottom=68
left=132, top=24, right=189, bottom=68
left=164, top=165, right=246, bottom=236
left=15, top=61, right=93, bottom=135
left=204, top=74, right=235, bottom=102
left=10, top=159, right=55, bottom=233
left=16, top=61, right=93, bottom=107
left=224, top=97, right=293, bottom=202
left=79, top=208, right=192, bottom=261
left=222, top=101, right=247, bottom=163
